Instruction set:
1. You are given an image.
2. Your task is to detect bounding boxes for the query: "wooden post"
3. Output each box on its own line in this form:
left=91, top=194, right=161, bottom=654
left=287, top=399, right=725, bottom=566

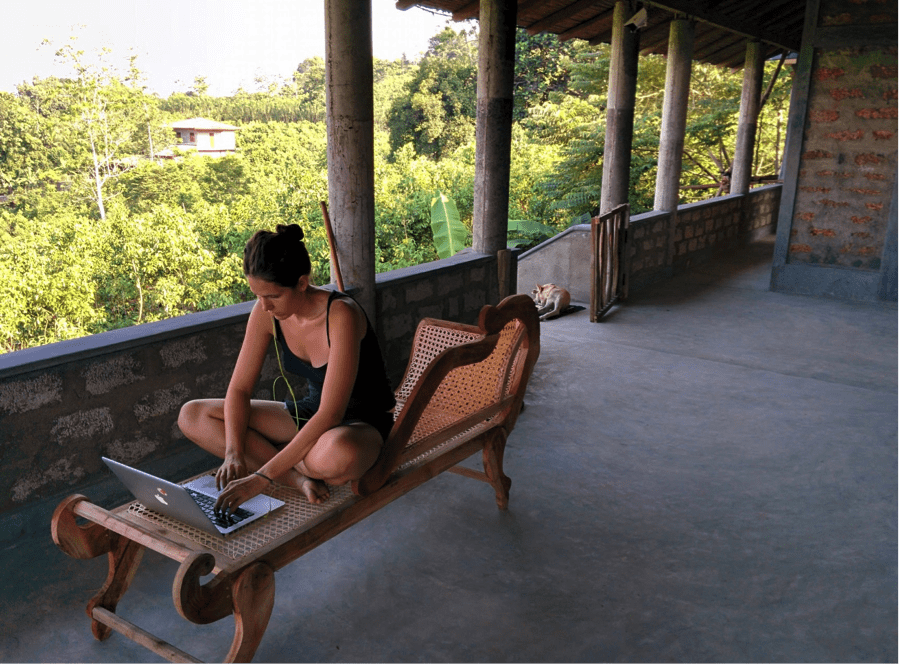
left=730, top=41, right=765, bottom=195
left=473, top=0, right=517, bottom=256
left=600, top=0, right=640, bottom=215
left=653, top=18, right=695, bottom=212
left=324, top=0, right=377, bottom=320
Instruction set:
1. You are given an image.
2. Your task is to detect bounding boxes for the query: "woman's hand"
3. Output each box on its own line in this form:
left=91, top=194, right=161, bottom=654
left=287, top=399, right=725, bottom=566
left=214, top=473, right=269, bottom=517
left=216, top=453, right=247, bottom=491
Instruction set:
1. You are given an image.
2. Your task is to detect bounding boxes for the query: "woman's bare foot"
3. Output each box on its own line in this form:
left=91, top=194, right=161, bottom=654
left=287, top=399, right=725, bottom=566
left=300, top=476, right=330, bottom=504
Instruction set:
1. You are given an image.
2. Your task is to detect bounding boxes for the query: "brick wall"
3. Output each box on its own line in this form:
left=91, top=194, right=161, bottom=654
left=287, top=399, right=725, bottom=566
left=0, top=251, right=507, bottom=541
left=772, top=0, right=897, bottom=301
left=789, top=44, right=896, bottom=269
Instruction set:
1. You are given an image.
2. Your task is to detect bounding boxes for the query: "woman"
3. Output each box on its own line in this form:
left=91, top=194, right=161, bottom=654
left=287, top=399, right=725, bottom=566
left=178, top=224, right=395, bottom=513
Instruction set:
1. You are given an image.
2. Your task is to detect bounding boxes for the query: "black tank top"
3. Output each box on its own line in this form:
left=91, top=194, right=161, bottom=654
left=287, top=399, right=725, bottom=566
left=273, top=291, right=395, bottom=416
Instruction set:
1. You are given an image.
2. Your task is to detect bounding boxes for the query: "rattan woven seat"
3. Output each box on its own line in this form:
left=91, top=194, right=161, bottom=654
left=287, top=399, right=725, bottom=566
left=51, top=294, right=540, bottom=663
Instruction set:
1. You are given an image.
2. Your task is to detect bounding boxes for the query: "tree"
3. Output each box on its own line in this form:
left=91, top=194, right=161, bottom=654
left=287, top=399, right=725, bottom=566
left=386, top=26, right=478, bottom=159
left=513, top=31, right=586, bottom=120
left=42, top=36, right=161, bottom=220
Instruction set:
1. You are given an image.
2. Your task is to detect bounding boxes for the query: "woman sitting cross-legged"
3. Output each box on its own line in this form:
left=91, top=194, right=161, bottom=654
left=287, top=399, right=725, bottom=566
left=178, top=223, right=395, bottom=513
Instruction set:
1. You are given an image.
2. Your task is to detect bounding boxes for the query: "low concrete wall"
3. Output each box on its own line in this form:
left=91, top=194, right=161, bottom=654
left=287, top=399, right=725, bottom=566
left=0, top=251, right=510, bottom=542
left=518, top=184, right=782, bottom=301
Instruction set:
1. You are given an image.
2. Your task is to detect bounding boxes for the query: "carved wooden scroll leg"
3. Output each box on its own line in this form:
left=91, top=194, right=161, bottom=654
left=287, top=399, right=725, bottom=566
left=174, top=552, right=233, bottom=625
left=482, top=428, right=512, bottom=510
left=224, top=562, right=275, bottom=663
left=86, top=534, right=145, bottom=641
left=51, top=494, right=113, bottom=560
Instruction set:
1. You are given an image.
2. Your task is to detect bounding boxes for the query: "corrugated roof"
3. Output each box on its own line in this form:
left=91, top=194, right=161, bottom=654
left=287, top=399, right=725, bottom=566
left=396, top=0, right=806, bottom=68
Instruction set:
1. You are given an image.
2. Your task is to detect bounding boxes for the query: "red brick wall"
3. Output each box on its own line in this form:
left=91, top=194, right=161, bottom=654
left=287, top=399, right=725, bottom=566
left=789, top=40, right=899, bottom=271
left=788, top=1, right=897, bottom=270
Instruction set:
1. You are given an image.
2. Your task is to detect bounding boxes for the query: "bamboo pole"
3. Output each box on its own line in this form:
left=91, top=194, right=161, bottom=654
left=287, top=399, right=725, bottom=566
left=319, top=201, right=346, bottom=293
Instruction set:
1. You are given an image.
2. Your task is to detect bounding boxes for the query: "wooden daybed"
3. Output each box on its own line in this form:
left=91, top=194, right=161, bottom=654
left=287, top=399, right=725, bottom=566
left=51, top=293, right=541, bottom=663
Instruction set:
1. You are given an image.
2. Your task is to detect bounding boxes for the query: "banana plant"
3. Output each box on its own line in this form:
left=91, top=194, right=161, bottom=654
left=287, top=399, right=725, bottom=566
left=429, top=192, right=563, bottom=257
left=507, top=219, right=558, bottom=249
left=429, top=192, right=470, bottom=259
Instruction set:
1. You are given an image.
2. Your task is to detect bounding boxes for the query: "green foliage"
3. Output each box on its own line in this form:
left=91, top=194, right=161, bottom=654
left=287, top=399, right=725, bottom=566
left=0, top=25, right=793, bottom=353
left=507, top=219, right=558, bottom=249
left=429, top=192, right=469, bottom=259
left=386, top=27, right=478, bottom=159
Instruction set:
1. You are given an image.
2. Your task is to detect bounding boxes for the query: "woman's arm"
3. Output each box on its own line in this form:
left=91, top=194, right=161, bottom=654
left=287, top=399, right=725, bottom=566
left=216, top=300, right=273, bottom=488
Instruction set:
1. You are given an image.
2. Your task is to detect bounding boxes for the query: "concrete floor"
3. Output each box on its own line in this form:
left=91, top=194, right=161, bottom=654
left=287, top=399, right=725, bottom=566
left=1, top=238, right=896, bottom=663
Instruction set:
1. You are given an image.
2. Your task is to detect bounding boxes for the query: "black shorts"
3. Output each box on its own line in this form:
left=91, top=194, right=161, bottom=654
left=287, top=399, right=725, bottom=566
left=284, top=397, right=394, bottom=443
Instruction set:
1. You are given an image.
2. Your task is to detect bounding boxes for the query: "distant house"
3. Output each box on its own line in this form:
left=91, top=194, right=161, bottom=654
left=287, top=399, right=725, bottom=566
left=164, top=118, right=239, bottom=157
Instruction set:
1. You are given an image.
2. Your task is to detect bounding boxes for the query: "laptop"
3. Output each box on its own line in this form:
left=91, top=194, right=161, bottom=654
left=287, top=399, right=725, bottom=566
left=102, top=457, right=285, bottom=537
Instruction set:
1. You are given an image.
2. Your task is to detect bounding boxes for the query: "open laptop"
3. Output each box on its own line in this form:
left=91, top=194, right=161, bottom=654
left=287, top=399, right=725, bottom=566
left=102, top=457, right=285, bottom=537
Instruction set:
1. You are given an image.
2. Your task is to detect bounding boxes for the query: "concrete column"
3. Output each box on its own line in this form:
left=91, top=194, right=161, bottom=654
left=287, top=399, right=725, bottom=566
left=472, top=0, right=517, bottom=255
left=324, top=0, right=376, bottom=319
left=653, top=18, right=695, bottom=212
left=730, top=41, right=765, bottom=195
left=600, top=0, right=640, bottom=215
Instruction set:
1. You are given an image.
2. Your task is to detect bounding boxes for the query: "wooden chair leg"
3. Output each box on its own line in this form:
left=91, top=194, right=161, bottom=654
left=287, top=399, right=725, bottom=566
left=482, top=429, right=512, bottom=510
left=224, top=562, right=275, bottom=663
left=86, top=534, right=145, bottom=641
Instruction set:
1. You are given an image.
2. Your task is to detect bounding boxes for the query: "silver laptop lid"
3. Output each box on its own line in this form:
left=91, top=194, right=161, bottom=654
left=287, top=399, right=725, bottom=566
left=102, top=457, right=283, bottom=536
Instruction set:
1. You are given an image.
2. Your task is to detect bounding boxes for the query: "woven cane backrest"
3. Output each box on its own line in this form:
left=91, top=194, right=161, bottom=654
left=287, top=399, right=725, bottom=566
left=396, top=318, right=525, bottom=466
left=355, top=294, right=539, bottom=497
left=394, top=323, right=483, bottom=416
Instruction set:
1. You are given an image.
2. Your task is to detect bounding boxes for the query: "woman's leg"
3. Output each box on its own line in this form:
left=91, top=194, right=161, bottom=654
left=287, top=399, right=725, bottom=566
left=298, top=423, right=384, bottom=487
left=178, top=398, right=328, bottom=502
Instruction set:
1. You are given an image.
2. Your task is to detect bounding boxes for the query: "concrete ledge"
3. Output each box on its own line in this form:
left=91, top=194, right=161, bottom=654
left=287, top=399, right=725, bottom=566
left=771, top=263, right=888, bottom=303
left=0, top=301, right=257, bottom=380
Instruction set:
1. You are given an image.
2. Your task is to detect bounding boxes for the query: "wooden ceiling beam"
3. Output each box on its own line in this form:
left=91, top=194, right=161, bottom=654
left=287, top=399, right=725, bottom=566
left=641, top=0, right=800, bottom=50
left=526, top=0, right=598, bottom=35
left=693, top=29, right=741, bottom=61
left=559, top=8, right=614, bottom=42
left=699, top=36, right=748, bottom=68
left=453, top=1, right=480, bottom=21
left=637, top=21, right=673, bottom=54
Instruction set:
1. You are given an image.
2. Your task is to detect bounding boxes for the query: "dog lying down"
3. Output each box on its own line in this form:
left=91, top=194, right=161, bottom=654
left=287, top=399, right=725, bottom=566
left=530, top=283, right=572, bottom=321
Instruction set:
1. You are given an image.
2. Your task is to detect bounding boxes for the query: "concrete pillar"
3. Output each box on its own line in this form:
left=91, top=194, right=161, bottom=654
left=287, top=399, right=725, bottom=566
left=730, top=41, right=765, bottom=195
left=600, top=0, right=640, bottom=215
left=653, top=18, right=694, bottom=212
left=324, top=0, right=376, bottom=319
left=472, top=0, right=517, bottom=255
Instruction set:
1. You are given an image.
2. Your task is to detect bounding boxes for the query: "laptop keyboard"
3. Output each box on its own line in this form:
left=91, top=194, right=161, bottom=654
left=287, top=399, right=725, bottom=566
left=188, top=489, right=253, bottom=527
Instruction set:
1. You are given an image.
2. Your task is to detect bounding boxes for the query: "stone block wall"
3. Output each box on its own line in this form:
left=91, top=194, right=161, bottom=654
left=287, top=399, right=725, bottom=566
left=376, top=250, right=507, bottom=387
left=627, top=210, right=674, bottom=290
left=521, top=185, right=781, bottom=300
left=0, top=251, right=507, bottom=541
left=672, top=185, right=782, bottom=271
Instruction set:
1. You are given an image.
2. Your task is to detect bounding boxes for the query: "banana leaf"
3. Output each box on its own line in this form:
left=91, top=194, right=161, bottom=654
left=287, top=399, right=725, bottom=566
left=430, top=192, right=469, bottom=259
left=507, top=219, right=557, bottom=238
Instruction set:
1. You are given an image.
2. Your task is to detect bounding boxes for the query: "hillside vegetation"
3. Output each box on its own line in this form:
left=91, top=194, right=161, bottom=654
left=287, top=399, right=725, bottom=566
left=0, top=28, right=791, bottom=352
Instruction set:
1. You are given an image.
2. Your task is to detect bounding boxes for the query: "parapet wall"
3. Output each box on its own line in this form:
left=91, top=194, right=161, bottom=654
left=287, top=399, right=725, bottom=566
left=0, top=250, right=508, bottom=542
left=518, top=184, right=781, bottom=300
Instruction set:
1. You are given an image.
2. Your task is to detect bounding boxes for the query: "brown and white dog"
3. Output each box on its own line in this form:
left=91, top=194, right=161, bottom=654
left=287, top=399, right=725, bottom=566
left=530, top=283, right=571, bottom=321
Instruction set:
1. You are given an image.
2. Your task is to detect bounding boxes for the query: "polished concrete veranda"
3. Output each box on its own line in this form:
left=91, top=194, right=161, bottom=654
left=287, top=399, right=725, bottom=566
left=1, top=238, right=896, bottom=663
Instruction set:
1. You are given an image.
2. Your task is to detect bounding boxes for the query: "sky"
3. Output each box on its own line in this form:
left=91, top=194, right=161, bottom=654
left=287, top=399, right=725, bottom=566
left=0, top=0, right=459, bottom=97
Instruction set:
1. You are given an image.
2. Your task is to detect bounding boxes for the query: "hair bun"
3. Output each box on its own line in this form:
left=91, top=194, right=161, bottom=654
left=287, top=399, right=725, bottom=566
left=277, top=224, right=305, bottom=242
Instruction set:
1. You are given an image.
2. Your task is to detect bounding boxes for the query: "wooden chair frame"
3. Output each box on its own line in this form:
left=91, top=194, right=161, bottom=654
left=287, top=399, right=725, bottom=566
left=51, top=294, right=540, bottom=663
